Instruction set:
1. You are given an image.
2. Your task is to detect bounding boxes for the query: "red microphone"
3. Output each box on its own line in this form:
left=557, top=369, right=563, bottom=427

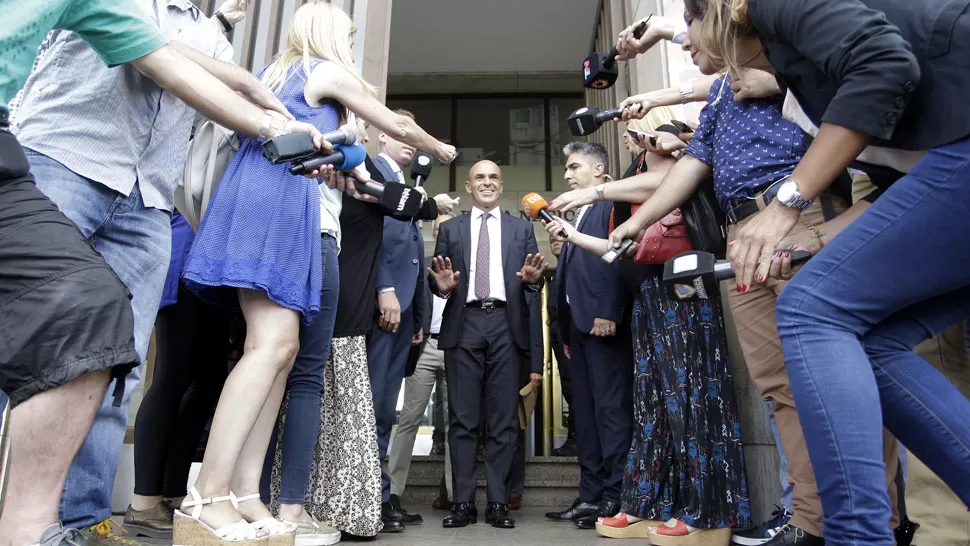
left=522, top=193, right=567, bottom=238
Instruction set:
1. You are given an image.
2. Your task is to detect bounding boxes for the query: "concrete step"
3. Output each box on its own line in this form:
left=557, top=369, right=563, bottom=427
left=400, top=455, right=580, bottom=508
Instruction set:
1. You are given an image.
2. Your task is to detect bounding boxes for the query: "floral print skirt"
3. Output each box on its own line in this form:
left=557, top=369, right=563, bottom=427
left=621, top=273, right=752, bottom=529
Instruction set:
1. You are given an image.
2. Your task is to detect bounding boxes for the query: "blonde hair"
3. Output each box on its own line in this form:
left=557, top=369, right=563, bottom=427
left=261, top=1, right=377, bottom=97
left=699, top=0, right=755, bottom=76
left=629, top=105, right=681, bottom=134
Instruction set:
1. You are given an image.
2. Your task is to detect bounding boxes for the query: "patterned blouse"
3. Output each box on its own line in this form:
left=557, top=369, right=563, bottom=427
left=685, top=76, right=810, bottom=210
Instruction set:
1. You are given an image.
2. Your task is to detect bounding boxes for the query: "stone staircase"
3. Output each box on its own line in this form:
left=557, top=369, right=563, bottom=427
left=399, top=455, right=580, bottom=508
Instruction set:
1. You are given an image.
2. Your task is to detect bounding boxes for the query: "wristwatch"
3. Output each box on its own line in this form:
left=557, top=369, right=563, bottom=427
left=775, top=179, right=813, bottom=210
left=213, top=10, right=234, bottom=33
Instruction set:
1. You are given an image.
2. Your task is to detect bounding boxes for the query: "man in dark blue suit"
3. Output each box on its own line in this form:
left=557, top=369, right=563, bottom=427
left=368, top=109, right=429, bottom=530
left=543, top=142, right=632, bottom=531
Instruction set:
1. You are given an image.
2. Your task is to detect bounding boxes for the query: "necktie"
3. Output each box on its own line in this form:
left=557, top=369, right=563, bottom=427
left=475, top=213, right=491, bottom=300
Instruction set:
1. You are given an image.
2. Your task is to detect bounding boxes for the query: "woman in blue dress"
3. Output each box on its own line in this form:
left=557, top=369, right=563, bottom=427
left=175, top=3, right=457, bottom=544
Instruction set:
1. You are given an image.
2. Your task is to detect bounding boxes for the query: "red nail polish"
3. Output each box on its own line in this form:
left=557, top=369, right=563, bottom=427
left=736, top=284, right=741, bottom=292
left=785, top=252, right=791, bottom=258
left=742, top=284, right=748, bottom=292
left=758, top=275, right=764, bottom=282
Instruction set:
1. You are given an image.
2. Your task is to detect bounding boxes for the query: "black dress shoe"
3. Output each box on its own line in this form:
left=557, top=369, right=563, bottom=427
left=443, top=503, right=478, bottom=528
left=389, top=494, right=424, bottom=524
left=895, top=518, right=919, bottom=546
left=429, top=441, right=446, bottom=456
left=381, top=502, right=406, bottom=524
left=762, top=524, right=824, bottom=545
left=485, top=503, right=515, bottom=529
left=545, top=497, right=598, bottom=522
left=575, top=500, right=621, bottom=530
left=341, top=531, right=379, bottom=540
left=377, top=520, right=405, bottom=534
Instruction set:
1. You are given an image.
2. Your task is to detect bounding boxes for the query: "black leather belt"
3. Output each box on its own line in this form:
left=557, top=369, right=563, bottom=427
left=466, top=299, right=506, bottom=310
left=725, top=184, right=781, bottom=225
left=429, top=333, right=440, bottom=340
left=725, top=185, right=837, bottom=225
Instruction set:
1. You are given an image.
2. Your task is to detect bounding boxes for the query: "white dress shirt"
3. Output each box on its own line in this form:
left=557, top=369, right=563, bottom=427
left=378, top=152, right=406, bottom=182
left=466, top=206, right=507, bottom=303
left=429, top=294, right=447, bottom=334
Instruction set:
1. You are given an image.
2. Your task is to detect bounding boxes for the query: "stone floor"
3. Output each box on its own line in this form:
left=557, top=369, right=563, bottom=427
left=124, top=508, right=627, bottom=546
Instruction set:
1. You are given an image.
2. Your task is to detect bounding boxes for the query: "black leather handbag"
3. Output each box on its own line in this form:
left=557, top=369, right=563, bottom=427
left=681, top=177, right=727, bottom=259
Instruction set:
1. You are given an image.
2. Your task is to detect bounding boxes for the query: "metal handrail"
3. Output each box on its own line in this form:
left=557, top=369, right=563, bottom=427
left=540, top=281, right=553, bottom=456
left=0, top=395, right=11, bottom=512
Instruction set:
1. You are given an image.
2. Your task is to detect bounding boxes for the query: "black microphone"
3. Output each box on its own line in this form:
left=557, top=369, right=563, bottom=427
left=409, top=151, right=434, bottom=187
left=582, top=17, right=650, bottom=89
left=262, top=124, right=358, bottom=164
left=354, top=180, right=425, bottom=217
left=567, top=106, right=622, bottom=137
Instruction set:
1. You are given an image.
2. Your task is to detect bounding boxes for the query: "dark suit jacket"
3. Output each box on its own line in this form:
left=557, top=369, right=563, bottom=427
left=372, top=155, right=425, bottom=333
left=406, top=257, right=436, bottom=377
left=750, top=0, right=970, bottom=151
left=430, top=212, right=544, bottom=373
left=557, top=201, right=624, bottom=343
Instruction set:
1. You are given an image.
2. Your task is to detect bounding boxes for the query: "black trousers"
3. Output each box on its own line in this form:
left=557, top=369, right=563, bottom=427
left=570, top=322, right=633, bottom=504
left=132, top=285, right=231, bottom=497
left=445, top=307, right=522, bottom=504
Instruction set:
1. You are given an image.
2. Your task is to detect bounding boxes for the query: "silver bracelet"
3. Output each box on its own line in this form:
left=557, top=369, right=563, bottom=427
left=258, top=114, right=274, bottom=139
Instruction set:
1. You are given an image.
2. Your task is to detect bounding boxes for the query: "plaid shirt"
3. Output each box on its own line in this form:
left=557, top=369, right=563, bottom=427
left=12, top=0, right=233, bottom=212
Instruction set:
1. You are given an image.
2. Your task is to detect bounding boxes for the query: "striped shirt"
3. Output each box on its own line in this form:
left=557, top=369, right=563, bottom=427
left=12, top=0, right=232, bottom=212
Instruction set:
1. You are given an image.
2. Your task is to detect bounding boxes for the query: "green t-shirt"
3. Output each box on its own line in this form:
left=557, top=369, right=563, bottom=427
left=0, top=0, right=168, bottom=120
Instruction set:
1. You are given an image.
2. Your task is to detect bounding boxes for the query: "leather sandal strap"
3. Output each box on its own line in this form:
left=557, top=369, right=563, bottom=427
left=229, top=491, right=262, bottom=509
left=213, top=520, right=258, bottom=540
left=182, top=487, right=233, bottom=519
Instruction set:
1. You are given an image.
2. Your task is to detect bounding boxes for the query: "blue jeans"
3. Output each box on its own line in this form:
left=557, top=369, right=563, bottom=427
left=766, top=399, right=794, bottom=513
left=26, top=150, right=171, bottom=528
left=260, top=234, right=339, bottom=504
left=776, top=136, right=970, bottom=545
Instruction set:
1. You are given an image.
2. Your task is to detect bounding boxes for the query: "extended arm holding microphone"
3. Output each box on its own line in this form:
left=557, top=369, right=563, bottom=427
left=304, top=62, right=457, bottom=163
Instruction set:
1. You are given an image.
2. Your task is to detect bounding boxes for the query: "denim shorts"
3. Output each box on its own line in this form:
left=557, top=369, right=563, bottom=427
left=0, top=130, right=139, bottom=407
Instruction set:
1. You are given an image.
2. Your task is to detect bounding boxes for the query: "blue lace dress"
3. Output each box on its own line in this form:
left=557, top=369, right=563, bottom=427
left=183, top=60, right=339, bottom=325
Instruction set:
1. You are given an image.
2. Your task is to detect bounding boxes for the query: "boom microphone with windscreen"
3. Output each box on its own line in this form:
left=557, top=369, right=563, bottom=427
left=409, top=151, right=434, bottom=187
left=583, top=17, right=650, bottom=89
left=262, top=124, right=358, bottom=164
left=568, top=107, right=622, bottom=137
left=289, top=143, right=367, bottom=175
left=521, top=193, right=567, bottom=238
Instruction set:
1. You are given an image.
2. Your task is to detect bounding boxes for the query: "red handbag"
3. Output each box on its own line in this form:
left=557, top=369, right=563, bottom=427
left=610, top=205, right=692, bottom=264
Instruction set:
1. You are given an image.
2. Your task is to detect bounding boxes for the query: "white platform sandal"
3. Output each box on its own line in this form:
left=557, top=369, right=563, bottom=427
left=173, top=487, right=267, bottom=546
left=230, top=492, right=297, bottom=546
